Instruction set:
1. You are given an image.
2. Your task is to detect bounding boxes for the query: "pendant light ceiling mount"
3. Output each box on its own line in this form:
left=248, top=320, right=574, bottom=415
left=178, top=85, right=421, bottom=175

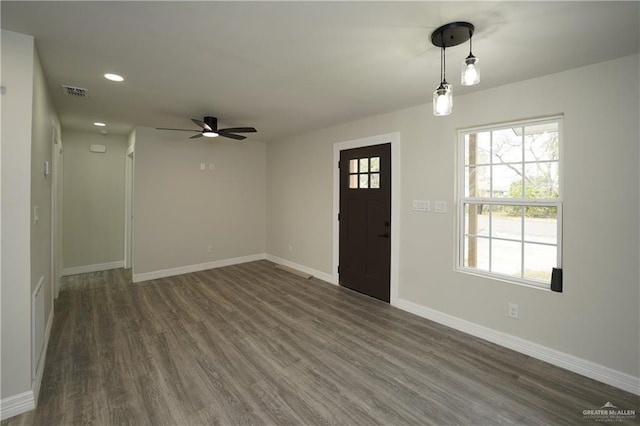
left=431, top=21, right=474, bottom=48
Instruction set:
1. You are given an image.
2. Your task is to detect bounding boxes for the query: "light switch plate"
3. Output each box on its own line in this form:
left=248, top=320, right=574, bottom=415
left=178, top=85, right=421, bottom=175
left=434, top=201, right=447, bottom=213
left=412, top=200, right=430, bottom=211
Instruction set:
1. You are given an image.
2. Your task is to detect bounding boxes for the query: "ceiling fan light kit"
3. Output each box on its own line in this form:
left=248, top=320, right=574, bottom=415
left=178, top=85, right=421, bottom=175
left=156, top=116, right=257, bottom=140
left=430, top=21, right=480, bottom=116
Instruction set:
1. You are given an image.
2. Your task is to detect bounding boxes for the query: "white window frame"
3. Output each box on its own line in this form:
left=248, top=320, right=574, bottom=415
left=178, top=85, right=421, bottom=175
left=456, top=116, right=563, bottom=289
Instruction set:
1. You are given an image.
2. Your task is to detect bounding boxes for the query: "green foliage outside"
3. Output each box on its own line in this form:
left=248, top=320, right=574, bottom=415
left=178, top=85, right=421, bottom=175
left=505, top=180, right=558, bottom=218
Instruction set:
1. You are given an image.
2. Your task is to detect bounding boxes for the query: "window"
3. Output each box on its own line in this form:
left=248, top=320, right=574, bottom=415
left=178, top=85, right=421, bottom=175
left=349, top=157, right=381, bottom=189
left=457, top=117, right=562, bottom=288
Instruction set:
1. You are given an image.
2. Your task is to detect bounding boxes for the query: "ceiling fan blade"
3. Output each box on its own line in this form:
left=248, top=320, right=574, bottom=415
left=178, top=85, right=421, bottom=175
left=219, top=127, right=257, bottom=133
left=156, top=127, right=199, bottom=132
left=189, top=133, right=204, bottom=139
left=218, top=132, right=246, bottom=140
left=192, top=119, right=212, bottom=131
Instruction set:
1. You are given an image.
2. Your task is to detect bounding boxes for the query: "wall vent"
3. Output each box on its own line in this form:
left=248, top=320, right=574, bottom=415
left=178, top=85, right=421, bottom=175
left=61, top=85, right=88, bottom=98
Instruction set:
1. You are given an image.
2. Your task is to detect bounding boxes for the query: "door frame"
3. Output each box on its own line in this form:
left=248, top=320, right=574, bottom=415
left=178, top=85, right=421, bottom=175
left=51, top=123, right=62, bottom=299
left=124, top=146, right=134, bottom=269
left=332, top=132, right=400, bottom=304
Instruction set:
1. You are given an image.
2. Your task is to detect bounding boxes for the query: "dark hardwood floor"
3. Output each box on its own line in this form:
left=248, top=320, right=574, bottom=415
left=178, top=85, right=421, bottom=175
left=3, top=260, right=638, bottom=425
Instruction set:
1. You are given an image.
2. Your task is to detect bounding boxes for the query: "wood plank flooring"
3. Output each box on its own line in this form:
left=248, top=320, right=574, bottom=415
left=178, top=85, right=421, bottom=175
left=3, top=260, right=638, bottom=425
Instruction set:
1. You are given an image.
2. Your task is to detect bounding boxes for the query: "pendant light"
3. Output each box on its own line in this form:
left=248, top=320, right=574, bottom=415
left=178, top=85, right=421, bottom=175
left=461, top=28, right=480, bottom=86
left=430, top=22, right=477, bottom=116
left=433, top=45, right=452, bottom=116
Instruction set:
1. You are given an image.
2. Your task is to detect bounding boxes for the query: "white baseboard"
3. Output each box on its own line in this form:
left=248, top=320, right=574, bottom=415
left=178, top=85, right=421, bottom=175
left=0, top=391, right=35, bottom=421
left=394, top=298, right=640, bottom=396
left=265, top=255, right=336, bottom=285
left=33, top=305, right=54, bottom=403
left=62, top=260, right=124, bottom=276
left=132, top=253, right=267, bottom=283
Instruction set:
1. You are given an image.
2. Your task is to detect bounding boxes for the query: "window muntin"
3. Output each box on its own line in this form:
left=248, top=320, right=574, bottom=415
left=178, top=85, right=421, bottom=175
left=458, top=117, right=562, bottom=288
left=349, top=156, right=381, bottom=189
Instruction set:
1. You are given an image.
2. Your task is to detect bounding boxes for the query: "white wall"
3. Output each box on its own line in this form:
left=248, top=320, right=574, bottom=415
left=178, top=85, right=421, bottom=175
left=133, top=127, right=266, bottom=279
left=31, top=46, right=59, bottom=332
left=266, top=55, right=639, bottom=382
left=1, top=30, right=60, bottom=410
left=62, top=131, right=127, bottom=270
left=1, top=29, right=35, bottom=401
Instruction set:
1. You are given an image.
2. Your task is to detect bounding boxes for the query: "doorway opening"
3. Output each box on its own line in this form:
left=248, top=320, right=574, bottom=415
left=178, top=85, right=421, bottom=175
left=332, top=132, right=400, bottom=304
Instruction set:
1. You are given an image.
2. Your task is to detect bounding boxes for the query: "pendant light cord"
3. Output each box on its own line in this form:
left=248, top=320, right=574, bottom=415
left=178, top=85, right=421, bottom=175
left=440, top=45, right=446, bottom=85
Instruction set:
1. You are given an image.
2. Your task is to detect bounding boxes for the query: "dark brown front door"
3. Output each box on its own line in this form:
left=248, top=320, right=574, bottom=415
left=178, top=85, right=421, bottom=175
left=339, top=143, right=391, bottom=302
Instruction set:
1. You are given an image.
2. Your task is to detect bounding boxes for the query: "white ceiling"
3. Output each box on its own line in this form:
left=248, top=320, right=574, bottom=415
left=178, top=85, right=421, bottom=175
left=2, top=1, right=639, bottom=142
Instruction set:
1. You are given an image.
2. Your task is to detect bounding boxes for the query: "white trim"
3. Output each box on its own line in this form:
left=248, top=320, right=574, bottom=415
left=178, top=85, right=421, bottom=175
left=0, top=391, right=35, bottom=421
left=62, top=260, right=124, bottom=276
left=132, top=254, right=266, bottom=283
left=456, top=116, right=564, bottom=289
left=394, top=298, right=640, bottom=396
left=33, top=305, right=54, bottom=403
left=265, top=254, right=336, bottom=284
left=332, top=132, right=401, bottom=303
left=124, top=147, right=134, bottom=269
left=51, top=124, right=62, bottom=300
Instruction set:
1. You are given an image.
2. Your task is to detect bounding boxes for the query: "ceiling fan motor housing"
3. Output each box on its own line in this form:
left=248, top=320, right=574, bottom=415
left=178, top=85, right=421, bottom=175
left=204, top=116, right=217, bottom=131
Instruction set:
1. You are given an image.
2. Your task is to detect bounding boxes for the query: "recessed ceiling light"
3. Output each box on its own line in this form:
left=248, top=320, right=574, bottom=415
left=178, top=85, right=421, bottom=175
left=93, top=122, right=106, bottom=127
left=104, top=73, right=124, bottom=82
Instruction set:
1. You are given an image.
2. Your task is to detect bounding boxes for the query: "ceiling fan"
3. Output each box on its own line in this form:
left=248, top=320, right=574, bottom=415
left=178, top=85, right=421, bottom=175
left=156, top=116, right=257, bottom=140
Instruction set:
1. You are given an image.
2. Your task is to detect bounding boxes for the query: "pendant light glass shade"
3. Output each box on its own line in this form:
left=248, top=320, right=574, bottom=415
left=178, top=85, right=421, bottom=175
left=433, top=82, right=452, bottom=116
left=461, top=54, right=480, bottom=86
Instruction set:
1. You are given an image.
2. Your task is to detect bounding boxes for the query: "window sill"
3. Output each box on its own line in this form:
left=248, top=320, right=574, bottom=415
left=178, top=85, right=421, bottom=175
left=455, top=267, right=551, bottom=291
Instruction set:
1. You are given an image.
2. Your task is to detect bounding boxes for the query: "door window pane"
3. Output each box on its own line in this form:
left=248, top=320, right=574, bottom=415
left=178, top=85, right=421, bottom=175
left=349, top=174, right=358, bottom=189
left=370, top=173, right=380, bottom=188
left=359, top=174, right=369, bottom=188
left=349, top=159, right=358, bottom=173
left=370, top=157, right=380, bottom=172
left=359, top=158, right=369, bottom=173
